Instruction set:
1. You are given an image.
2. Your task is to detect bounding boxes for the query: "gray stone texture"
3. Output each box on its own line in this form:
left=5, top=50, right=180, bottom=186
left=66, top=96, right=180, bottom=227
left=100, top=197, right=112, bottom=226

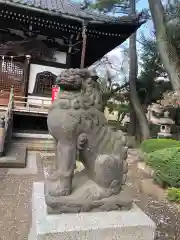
left=29, top=182, right=156, bottom=240
left=0, top=143, right=27, bottom=168
left=45, top=68, right=129, bottom=213
left=45, top=169, right=132, bottom=213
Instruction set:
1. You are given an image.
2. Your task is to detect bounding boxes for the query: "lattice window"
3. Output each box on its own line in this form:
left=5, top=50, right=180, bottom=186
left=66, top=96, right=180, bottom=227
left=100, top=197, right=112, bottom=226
left=2, top=61, right=23, bottom=76
left=33, top=71, right=57, bottom=97
left=0, top=61, right=24, bottom=95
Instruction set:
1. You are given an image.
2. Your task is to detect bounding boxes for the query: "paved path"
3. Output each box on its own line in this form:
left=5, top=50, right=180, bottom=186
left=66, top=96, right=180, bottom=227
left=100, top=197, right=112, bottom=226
left=0, top=148, right=180, bottom=240
left=127, top=148, right=180, bottom=240
left=0, top=152, right=43, bottom=240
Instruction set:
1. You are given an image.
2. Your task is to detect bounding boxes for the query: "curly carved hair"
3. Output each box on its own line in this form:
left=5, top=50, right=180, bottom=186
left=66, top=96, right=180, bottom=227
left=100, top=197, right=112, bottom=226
left=58, top=68, right=90, bottom=80
left=56, top=68, right=103, bottom=111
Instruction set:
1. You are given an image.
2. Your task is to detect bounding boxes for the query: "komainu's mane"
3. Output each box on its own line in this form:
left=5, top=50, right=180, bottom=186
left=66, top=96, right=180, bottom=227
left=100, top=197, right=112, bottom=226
left=54, top=68, right=104, bottom=111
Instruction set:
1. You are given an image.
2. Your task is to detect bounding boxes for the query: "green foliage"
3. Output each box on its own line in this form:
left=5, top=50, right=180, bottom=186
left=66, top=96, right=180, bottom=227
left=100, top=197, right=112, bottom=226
left=137, top=3, right=180, bottom=104
left=137, top=33, right=172, bottom=105
left=139, top=1, right=180, bottom=81
left=117, top=103, right=130, bottom=113
left=167, top=187, right=180, bottom=202
left=106, top=101, right=115, bottom=114
left=88, top=0, right=131, bottom=13
left=138, top=1, right=180, bottom=105
left=139, top=34, right=164, bottom=79
left=145, top=147, right=180, bottom=188
left=107, top=102, right=129, bottom=114
left=140, top=139, right=180, bottom=153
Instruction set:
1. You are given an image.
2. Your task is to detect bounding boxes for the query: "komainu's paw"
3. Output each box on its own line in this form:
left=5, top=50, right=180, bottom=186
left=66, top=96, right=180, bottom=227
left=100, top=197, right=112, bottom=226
left=47, top=171, right=61, bottom=181
left=48, top=182, right=71, bottom=197
left=47, top=177, right=72, bottom=197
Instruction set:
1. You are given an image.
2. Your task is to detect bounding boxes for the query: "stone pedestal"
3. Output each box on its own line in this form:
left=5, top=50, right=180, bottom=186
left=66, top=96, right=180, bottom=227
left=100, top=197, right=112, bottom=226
left=157, top=132, right=172, bottom=139
left=28, top=182, right=156, bottom=240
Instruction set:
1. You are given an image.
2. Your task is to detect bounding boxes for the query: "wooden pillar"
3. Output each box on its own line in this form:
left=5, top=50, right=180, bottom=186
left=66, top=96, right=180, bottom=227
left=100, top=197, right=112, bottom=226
left=0, top=116, right=5, bottom=157
left=66, top=54, right=71, bottom=68
left=23, top=55, right=31, bottom=99
left=0, top=58, right=2, bottom=73
left=67, top=35, right=74, bottom=68
left=80, top=22, right=88, bottom=68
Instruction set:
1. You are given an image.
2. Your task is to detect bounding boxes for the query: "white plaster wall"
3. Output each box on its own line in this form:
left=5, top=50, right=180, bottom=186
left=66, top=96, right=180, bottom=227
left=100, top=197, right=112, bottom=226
left=104, top=107, right=119, bottom=121
left=104, top=107, right=130, bottom=124
left=28, top=62, right=64, bottom=106
left=28, top=64, right=64, bottom=94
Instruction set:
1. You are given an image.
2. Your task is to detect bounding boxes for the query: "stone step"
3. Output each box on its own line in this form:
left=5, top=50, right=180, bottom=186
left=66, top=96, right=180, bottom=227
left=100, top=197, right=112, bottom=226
left=13, top=132, right=51, bottom=139
left=0, top=143, right=27, bottom=168
left=12, top=138, right=55, bottom=151
left=0, top=136, right=55, bottom=168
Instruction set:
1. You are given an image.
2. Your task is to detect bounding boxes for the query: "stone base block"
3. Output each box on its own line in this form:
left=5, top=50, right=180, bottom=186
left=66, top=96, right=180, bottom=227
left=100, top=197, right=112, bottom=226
left=28, top=182, right=156, bottom=240
left=0, top=144, right=27, bottom=168
left=157, top=132, right=172, bottom=138
left=45, top=169, right=133, bottom=213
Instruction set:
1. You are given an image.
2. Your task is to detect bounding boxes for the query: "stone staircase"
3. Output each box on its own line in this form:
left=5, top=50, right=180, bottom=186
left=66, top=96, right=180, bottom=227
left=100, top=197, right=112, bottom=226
left=0, top=137, right=55, bottom=168
left=11, top=137, right=55, bottom=152
left=0, top=142, right=27, bottom=168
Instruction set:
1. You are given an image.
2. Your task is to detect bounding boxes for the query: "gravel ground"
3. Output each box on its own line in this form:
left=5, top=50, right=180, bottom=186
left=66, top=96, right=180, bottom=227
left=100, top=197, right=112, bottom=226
left=127, top=149, right=180, bottom=240
left=0, top=147, right=180, bottom=239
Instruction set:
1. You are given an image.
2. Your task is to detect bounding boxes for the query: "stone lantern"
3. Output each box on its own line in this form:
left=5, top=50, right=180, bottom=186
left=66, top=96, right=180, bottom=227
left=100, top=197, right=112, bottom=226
left=157, top=111, right=174, bottom=139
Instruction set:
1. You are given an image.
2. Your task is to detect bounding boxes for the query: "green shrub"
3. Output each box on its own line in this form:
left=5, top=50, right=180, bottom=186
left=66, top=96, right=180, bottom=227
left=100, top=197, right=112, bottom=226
left=145, top=147, right=180, bottom=188
left=167, top=187, right=180, bottom=202
left=141, top=139, right=180, bottom=153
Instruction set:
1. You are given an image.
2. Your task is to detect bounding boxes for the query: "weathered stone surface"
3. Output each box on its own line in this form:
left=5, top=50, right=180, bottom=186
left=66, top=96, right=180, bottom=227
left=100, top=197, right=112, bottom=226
left=45, top=68, right=130, bottom=213
left=0, top=143, right=27, bottom=168
left=29, top=182, right=156, bottom=240
left=45, top=169, right=132, bottom=213
left=12, top=137, right=56, bottom=151
left=7, top=151, right=38, bottom=175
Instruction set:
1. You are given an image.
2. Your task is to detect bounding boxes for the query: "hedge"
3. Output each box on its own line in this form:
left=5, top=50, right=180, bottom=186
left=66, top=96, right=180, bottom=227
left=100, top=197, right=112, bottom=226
left=167, top=187, right=180, bottom=202
left=145, top=147, right=180, bottom=188
left=140, top=139, right=180, bottom=153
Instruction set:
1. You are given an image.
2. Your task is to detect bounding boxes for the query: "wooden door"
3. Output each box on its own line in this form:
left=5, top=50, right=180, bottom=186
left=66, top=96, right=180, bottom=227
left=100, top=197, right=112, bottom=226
left=0, top=61, right=24, bottom=105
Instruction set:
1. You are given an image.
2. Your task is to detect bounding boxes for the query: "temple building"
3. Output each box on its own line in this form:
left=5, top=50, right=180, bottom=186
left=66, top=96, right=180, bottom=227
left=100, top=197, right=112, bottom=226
left=0, top=0, right=145, bottom=145
left=0, top=0, right=144, bottom=105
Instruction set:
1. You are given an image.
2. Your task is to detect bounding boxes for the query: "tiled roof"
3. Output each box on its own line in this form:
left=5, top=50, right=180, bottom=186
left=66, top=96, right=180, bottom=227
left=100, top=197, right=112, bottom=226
left=0, top=0, right=143, bottom=24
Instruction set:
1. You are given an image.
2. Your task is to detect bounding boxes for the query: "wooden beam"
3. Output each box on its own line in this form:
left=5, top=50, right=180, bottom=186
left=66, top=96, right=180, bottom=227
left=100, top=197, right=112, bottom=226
left=66, top=35, right=74, bottom=68
left=31, top=59, right=67, bottom=68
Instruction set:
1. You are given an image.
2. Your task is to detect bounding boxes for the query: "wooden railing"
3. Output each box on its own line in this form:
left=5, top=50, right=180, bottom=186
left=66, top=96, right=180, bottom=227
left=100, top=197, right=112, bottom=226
left=0, top=89, right=52, bottom=156
left=5, top=87, right=14, bottom=126
left=13, top=95, right=51, bottom=114
left=0, top=87, right=14, bottom=156
left=0, top=91, right=51, bottom=114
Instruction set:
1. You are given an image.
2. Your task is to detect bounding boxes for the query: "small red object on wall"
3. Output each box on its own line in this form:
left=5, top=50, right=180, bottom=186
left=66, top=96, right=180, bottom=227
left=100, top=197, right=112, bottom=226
left=52, top=85, right=59, bottom=102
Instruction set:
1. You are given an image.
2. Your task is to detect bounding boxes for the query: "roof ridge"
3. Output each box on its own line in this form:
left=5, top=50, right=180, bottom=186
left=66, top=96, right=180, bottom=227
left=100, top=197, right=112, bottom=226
left=0, top=0, right=144, bottom=24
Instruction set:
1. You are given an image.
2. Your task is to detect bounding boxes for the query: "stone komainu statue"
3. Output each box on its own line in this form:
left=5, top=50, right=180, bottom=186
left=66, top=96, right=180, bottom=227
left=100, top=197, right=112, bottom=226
left=45, top=68, right=130, bottom=213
